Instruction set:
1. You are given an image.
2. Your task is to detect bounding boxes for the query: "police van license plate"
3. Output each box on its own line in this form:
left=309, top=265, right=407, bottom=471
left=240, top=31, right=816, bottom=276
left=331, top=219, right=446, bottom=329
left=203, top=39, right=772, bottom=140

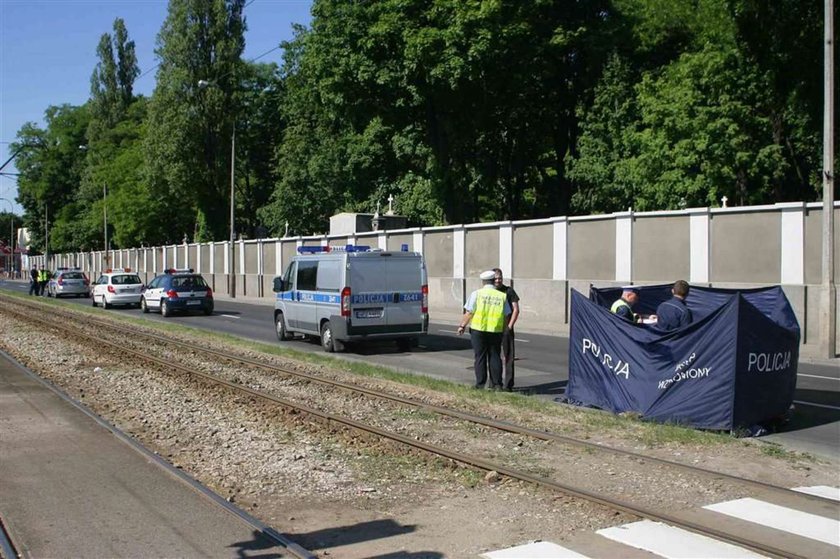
left=355, top=309, right=383, bottom=319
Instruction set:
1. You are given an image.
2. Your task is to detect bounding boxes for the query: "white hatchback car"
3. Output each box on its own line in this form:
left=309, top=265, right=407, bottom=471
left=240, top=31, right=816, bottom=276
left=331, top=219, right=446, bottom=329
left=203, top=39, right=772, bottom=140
left=91, top=269, right=143, bottom=309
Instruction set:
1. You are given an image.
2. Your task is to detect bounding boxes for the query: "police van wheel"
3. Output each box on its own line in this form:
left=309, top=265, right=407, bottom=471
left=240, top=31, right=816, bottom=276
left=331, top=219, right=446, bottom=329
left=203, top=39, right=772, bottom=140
left=320, top=321, right=343, bottom=353
left=275, top=313, right=292, bottom=341
left=396, top=338, right=414, bottom=352
left=161, top=300, right=171, bottom=317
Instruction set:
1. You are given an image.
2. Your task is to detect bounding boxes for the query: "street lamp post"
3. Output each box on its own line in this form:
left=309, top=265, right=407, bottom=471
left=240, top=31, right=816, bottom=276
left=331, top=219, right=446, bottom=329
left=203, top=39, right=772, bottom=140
left=198, top=79, right=236, bottom=298
left=0, top=198, right=13, bottom=275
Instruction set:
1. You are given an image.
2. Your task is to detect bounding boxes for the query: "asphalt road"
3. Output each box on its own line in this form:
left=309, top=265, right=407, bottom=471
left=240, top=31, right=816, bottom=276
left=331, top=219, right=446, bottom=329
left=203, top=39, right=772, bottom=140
left=3, top=279, right=838, bottom=461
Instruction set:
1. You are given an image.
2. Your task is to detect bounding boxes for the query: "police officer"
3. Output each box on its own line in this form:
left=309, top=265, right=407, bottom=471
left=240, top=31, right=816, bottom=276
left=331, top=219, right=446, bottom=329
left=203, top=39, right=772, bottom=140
left=29, top=265, right=38, bottom=295
left=493, top=268, right=519, bottom=391
left=38, top=267, right=50, bottom=296
left=457, top=270, right=511, bottom=390
left=611, top=286, right=640, bottom=322
left=656, top=280, right=692, bottom=331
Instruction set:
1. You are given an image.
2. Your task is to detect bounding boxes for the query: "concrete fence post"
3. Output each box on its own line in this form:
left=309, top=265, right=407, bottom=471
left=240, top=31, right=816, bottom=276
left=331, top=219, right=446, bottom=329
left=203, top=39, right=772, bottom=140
left=615, top=210, right=633, bottom=283
left=689, top=208, right=710, bottom=284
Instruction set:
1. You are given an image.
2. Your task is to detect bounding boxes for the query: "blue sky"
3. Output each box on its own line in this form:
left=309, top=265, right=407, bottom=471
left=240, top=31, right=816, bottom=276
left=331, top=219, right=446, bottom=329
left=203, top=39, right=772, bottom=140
left=0, top=0, right=312, bottom=214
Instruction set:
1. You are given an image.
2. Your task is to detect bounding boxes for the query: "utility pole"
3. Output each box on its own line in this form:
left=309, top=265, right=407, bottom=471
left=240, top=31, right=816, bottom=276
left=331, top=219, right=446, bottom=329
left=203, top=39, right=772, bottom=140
left=820, top=0, right=836, bottom=358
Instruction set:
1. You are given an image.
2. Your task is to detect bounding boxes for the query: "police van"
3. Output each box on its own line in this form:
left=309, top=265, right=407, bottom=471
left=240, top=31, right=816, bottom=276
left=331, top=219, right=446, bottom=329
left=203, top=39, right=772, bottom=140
left=273, top=245, right=428, bottom=352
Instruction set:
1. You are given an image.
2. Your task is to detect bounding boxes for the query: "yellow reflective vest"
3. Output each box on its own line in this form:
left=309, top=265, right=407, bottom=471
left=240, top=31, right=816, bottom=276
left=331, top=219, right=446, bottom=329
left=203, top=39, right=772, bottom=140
left=470, top=286, right=507, bottom=333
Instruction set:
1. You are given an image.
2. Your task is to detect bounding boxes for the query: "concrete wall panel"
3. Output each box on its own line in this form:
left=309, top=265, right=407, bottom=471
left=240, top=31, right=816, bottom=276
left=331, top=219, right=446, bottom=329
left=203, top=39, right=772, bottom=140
left=424, top=231, right=453, bottom=277
left=244, top=274, right=260, bottom=297
left=245, top=243, right=259, bottom=274
left=513, top=224, right=552, bottom=279
left=387, top=234, right=412, bottom=252
left=804, top=208, right=823, bottom=285
left=465, top=228, right=498, bottom=277
left=568, top=219, right=615, bottom=280
left=427, top=277, right=463, bottom=317
left=633, top=216, right=690, bottom=281
left=711, top=212, right=780, bottom=283
left=514, top=279, right=567, bottom=330
left=263, top=242, right=276, bottom=278
left=213, top=244, right=226, bottom=273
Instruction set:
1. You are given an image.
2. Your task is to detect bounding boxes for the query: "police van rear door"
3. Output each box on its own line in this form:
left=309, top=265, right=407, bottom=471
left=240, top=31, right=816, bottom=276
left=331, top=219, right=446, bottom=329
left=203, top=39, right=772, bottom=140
left=348, top=253, right=425, bottom=330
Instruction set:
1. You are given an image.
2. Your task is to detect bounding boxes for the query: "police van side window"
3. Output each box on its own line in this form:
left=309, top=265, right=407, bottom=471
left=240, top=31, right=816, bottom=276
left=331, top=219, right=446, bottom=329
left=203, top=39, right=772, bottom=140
left=297, top=261, right=318, bottom=291
left=282, top=263, right=295, bottom=290
left=316, top=259, right=341, bottom=292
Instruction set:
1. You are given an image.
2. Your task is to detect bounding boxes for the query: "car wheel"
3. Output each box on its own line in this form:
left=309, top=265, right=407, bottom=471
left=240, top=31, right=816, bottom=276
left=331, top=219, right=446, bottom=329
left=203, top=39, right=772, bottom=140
left=91, top=294, right=97, bottom=307
left=396, top=338, right=414, bottom=352
left=161, top=299, right=171, bottom=317
left=275, top=312, right=292, bottom=341
left=141, top=297, right=150, bottom=313
left=102, top=295, right=111, bottom=309
left=320, top=321, right=344, bottom=352
left=203, top=304, right=213, bottom=316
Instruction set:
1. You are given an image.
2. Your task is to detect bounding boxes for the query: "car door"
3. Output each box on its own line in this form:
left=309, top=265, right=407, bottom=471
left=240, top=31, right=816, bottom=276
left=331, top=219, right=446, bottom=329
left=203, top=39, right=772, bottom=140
left=144, top=277, right=163, bottom=310
left=92, top=275, right=106, bottom=300
left=294, top=260, right=319, bottom=333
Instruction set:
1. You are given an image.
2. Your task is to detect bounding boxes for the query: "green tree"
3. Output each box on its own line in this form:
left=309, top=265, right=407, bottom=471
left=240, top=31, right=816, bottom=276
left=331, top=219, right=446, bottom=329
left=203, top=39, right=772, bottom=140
left=13, top=105, right=90, bottom=254
left=144, top=0, right=246, bottom=243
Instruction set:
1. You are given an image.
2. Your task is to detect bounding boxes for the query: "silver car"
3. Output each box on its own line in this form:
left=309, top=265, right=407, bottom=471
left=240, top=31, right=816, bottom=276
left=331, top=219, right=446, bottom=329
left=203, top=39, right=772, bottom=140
left=47, top=269, right=91, bottom=298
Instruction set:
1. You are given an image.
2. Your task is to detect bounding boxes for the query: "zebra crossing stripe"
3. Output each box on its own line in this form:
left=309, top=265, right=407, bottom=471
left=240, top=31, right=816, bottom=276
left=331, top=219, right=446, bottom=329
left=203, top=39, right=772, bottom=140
left=704, top=498, right=840, bottom=547
left=481, top=541, right=588, bottom=558
left=792, top=485, right=840, bottom=502
left=597, top=520, right=767, bottom=558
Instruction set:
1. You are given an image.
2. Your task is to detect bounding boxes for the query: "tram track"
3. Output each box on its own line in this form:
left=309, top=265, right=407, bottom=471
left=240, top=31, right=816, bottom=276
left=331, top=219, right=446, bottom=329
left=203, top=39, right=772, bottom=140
left=1, top=294, right=836, bottom=558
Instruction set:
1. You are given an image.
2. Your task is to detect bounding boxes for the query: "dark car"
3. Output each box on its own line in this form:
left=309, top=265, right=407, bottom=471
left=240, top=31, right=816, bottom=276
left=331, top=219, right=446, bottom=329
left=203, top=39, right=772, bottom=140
left=140, top=269, right=214, bottom=317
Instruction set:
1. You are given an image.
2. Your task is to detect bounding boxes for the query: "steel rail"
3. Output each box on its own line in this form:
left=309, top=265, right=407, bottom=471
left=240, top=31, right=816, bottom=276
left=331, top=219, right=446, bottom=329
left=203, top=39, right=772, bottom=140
left=5, top=294, right=833, bottom=508
left=0, top=301, right=816, bottom=559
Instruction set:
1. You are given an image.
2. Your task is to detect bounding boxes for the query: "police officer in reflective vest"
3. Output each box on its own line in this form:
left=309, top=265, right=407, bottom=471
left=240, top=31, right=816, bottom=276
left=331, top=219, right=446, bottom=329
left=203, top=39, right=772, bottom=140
left=611, top=286, right=640, bottom=323
left=457, top=270, right=511, bottom=389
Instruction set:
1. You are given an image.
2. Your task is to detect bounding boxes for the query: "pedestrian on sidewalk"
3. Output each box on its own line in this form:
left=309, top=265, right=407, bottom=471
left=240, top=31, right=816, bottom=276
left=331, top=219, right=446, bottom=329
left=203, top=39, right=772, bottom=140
left=457, top=270, right=511, bottom=390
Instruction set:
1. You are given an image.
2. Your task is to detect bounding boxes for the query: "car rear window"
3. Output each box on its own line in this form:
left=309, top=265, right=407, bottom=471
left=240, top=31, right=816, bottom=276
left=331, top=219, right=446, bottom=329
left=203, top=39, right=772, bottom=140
left=63, top=272, right=86, bottom=280
left=171, top=275, right=208, bottom=289
left=112, top=274, right=142, bottom=285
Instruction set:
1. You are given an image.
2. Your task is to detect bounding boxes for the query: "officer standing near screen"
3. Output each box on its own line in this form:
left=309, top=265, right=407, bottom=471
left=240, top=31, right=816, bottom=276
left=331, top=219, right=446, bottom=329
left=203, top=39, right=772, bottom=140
left=457, top=270, right=511, bottom=390
left=656, top=280, right=692, bottom=331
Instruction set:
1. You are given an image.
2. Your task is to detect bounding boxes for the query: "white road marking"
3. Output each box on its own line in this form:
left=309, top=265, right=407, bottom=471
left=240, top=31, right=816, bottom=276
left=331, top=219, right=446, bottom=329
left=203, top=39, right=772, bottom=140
left=793, top=400, right=840, bottom=411
left=482, top=541, right=588, bottom=558
left=704, top=498, right=840, bottom=546
left=597, top=520, right=767, bottom=558
left=792, top=485, right=840, bottom=501
left=220, top=314, right=239, bottom=319
left=798, top=373, right=840, bottom=381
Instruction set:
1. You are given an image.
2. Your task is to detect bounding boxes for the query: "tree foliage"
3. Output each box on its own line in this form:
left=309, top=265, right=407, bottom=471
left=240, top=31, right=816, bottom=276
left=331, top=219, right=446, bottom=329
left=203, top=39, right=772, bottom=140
left=11, top=0, right=836, bottom=250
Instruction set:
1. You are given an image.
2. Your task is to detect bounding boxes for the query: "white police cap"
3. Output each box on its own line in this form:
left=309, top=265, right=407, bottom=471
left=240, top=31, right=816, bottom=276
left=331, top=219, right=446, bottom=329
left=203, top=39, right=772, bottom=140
left=479, top=270, right=496, bottom=280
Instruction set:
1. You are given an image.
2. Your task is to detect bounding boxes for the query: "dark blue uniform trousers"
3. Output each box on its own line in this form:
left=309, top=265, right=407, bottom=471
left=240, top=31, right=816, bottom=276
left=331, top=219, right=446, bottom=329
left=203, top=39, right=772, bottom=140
left=470, top=329, right=503, bottom=388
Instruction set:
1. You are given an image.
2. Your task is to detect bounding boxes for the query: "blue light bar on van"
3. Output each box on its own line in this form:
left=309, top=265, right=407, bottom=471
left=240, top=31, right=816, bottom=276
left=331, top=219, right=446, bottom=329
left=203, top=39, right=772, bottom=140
left=297, top=246, right=331, bottom=254
left=297, top=244, right=371, bottom=254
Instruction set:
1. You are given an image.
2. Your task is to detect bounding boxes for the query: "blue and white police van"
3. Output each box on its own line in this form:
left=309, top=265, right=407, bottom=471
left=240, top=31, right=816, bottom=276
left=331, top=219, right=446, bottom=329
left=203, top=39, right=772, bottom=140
left=273, top=245, right=428, bottom=352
